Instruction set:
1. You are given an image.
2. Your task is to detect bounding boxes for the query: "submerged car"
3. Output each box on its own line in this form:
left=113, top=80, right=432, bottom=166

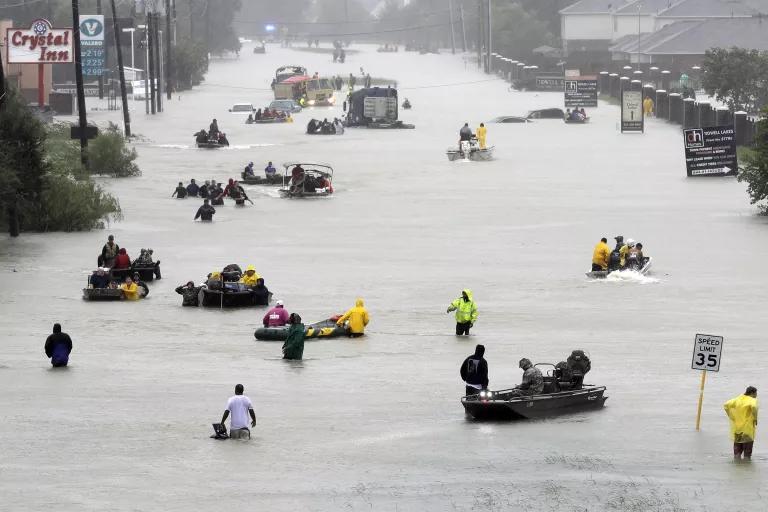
left=229, top=103, right=255, bottom=113
left=489, top=115, right=531, bottom=123
left=269, top=99, right=302, bottom=114
left=526, top=108, right=565, bottom=119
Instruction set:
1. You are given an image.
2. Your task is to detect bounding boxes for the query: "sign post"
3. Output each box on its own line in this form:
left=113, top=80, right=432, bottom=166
left=621, top=90, right=644, bottom=133
left=691, top=333, right=724, bottom=430
left=683, top=126, right=737, bottom=177
left=564, top=76, right=598, bottom=108
left=78, top=15, right=105, bottom=78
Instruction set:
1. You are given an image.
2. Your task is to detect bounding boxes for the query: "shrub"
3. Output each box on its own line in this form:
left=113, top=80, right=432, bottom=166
left=87, top=122, right=141, bottom=177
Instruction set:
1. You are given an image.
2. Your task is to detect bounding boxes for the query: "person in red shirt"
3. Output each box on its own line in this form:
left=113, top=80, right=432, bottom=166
left=113, top=248, right=131, bottom=269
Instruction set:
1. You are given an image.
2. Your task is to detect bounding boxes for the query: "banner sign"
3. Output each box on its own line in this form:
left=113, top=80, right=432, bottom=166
left=683, top=125, right=738, bottom=177
left=535, top=76, right=564, bottom=91
left=621, top=90, right=643, bottom=132
left=6, top=19, right=73, bottom=64
left=564, top=77, right=598, bottom=108
left=79, top=15, right=105, bottom=76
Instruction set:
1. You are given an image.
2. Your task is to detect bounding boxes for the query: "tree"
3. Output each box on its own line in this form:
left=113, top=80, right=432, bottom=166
left=88, top=123, right=141, bottom=177
left=702, top=48, right=768, bottom=113
left=173, top=39, right=209, bottom=90
left=492, top=2, right=555, bottom=61
left=737, top=108, right=768, bottom=213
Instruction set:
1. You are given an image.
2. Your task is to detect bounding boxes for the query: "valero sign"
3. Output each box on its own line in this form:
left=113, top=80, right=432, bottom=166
left=6, top=19, right=73, bottom=64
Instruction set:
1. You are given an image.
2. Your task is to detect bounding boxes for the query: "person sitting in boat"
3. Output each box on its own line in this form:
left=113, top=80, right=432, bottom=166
left=265, top=161, right=277, bottom=176
left=206, top=271, right=223, bottom=290
left=459, top=123, right=473, bottom=142
left=316, top=174, right=332, bottom=192
left=566, top=350, right=590, bottom=388
left=172, top=182, right=188, bottom=198
left=244, top=162, right=255, bottom=178
left=307, top=119, right=319, bottom=134
left=320, top=118, right=334, bottom=134
left=579, top=108, right=587, bottom=119
left=608, top=235, right=627, bottom=271
left=460, top=344, right=489, bottom=396
left=99, top=234, right=120, bottom=267
left=113, top=248, right=131, bottom=270
left=194, top=199, right=216, bottom=221
left=591, top=237, right=610, bottom=272
left=217, top=132, right=229, bottom=146
left=263, top=300, right=290, bottom=327
left=132, top=272, right=149, bottom=298
left=175, top=281, right=201, bottom=307
left=121, top=276, right=140, bottom=301
left=290, top=165, right=306, bottom=193
left=194, top=129, right=208, bottom=144
left=246, top=114, right=254, bottom=124
left=239, top=265, right=261, bottom=286
left=512, top=358, right=544, bottom=396
left=625, top=241, right=644, bottom=270
left=209, top=118, right=219, bottom=137
left=186, top=179, right=200, bottom=197
left=89, top=267, right=110, bottom=289
left=252, top=277, right=270, bottom=306
left=254, top=108, right=262, bottom=120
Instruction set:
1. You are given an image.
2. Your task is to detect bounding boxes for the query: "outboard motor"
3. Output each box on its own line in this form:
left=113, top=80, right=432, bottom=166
left=459, top=140, right=471, bottom=159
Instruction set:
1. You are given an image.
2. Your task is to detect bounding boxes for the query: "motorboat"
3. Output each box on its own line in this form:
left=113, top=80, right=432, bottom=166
left=196, top=139, right=228, bottom=149
left=254, top=318, right=346, bottom=341
left=246, top=116, right=289, bottom=124
left=201, top=287, right=272, bottom=308
left=586, top=256, right=652, bottom=279
left=447, top=140, right=494, bottom=162
left=462, top=362, right=607, bottom=420
left=564, top=116, right=590, bottom=124
left=279, top=163, right=334, bottom=198
left=240, top=172, right=284, bottom=186
left=82, top=288, right=123, bottom=301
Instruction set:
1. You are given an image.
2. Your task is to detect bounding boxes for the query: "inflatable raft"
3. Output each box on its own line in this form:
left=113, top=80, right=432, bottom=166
left=254, top=318, right=346, bottom=341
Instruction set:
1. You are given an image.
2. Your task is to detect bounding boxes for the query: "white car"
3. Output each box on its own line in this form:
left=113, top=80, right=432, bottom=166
left=229, top=103, right=255, bottom=113
left=130, top=80, right=157, bottom=100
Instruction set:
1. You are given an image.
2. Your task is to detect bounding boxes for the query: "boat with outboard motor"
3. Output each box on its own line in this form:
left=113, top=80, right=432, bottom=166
left=240, top=172, right=284, bottom=185
left=196, top=138, right=229, bottom=149
left=447, top=139, right=494, bottom=161
left=564, top=117, right=590, bottom=124
left=585, top=256, right=652, bottom=279
left=462, top=361, right=607, bottom=420
left=279, top=163, right=334, bottom=198
left=255, top=317, right=346, bottom=341
left=200, top=264, right=272, bottom=308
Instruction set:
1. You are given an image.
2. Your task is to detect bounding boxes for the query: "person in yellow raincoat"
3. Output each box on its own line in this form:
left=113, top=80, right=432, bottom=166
left=336, top=298, right=370, bottom=337
left=447, top=289, right=478, bottom=336
left=592, top=237, right=611, bottom=271
left=239, top=265, right=261, bottom=286
left=724, top=386, right=758, bottom=460
left=476, top=123, right=487, bottom=149
left=121, top=276, right=140, bottom=301
left=643, top=96, right=654, bottom=117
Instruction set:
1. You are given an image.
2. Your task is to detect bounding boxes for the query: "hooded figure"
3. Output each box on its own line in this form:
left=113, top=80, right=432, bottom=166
left=45, top=323, right=73, bottom=367
left=459, top=123, right=473, bottom=142
left=336, top=298, right=370, bottom=337
left=121, top=276, right=140, bottom=300
left=460, top=344, right=488, bottom=396
left=724, top=387, right=759, bottom=460
left=113, top=248, right=131, bottom=269
left=252, top=277, right=270, bottom=306
left=263, top=301, right=290, bottom=327
left=239, top=265, right=261, bottom=286
left=282, top=313, right=306, bottom=360
left=447, top=289, right=478, bottom=336
left=516, top=358, right=544, bottom=395
left=476, top=123, right=487, bottom=149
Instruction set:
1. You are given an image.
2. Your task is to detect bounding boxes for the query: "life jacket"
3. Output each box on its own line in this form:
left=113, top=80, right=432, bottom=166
left=104, top=243, right=118, bottom=259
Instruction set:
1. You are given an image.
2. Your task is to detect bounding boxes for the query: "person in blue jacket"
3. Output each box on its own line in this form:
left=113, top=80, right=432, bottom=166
left=45, top=323, right=72, bottom=367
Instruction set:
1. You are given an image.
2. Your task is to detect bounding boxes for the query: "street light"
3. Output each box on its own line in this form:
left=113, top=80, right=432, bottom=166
left=137, top=24, right=149, bottom=114
left=122, top=27, right=136, bottom=72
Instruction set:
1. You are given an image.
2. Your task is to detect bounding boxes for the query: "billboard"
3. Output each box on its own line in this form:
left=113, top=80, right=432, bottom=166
left=683, top=125, right=738, bottom=177
left=564, top=77, right=598, bottom=108
left=535, top=76, right=564, bottom=91
left=6, top=19, right=73, bottom=64
left=621, top=90, right=643, bottom=132
left=79, top=15, right=105, bottom=76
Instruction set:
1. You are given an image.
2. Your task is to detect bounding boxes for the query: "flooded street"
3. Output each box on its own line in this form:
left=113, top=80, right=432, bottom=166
left=1, top=44, right=767, bottom=511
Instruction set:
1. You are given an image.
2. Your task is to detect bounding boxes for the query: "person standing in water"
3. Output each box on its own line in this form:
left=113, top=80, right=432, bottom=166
left=45, top=323, right=73, bottom=368
left=460, top=344, right=488, bottom=396
left=447, top=289, right=478, bottom=335
left=336, top=298, right=370, bottom=337
left=194, top=199, right=216, bottom=222
left=282, top=313, right=306, bottom=360
left=220, top=384, right=256, bottom=439
left=724, top=387, right=759, bottom=461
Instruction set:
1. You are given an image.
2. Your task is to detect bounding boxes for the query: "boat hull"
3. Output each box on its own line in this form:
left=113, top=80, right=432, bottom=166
left=201, top=288, right=271, bottom=308
left=585, top=257, right=652, bottom=279
left=255, top=319, right=346, bottom=341
left=83, top=288, right=123, bottom=301
left=462, top=386, right=608, bottom=420
left=197, top=142, right=227, bottom=149
left=447, top=146, right=495, bottom=162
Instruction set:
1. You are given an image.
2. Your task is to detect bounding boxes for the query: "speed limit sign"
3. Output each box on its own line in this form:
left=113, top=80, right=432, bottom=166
left=691, top=334, right=723, bottom=372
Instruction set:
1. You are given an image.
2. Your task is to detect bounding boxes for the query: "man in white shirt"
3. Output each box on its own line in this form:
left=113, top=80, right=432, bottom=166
left=220, top=384, right=256, bottom=439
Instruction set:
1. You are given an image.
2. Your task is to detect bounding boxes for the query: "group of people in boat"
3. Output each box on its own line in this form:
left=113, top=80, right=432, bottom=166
left=194, top=119, right=229, bottom=145
left=246, top=108, right=293, bottom=124
left=176, top=264, right=271, bottom=307
left=97, top=235, right=160, bottom=276
left=306, top=118, right=344, bottom=135
left=288, top=164, right=332, bottom=194
left=566, top=108, right=588, bottom=122
left=458, top=122, right=488, bottom=150
left=461, top=345, right=592, bottom=397
left=243, top=161, right=278, bottom=179
left=591, top=235, right=645, bottom=272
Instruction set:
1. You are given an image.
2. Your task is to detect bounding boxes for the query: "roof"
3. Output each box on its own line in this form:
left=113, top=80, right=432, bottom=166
left=646, top=17, right=768, bottom=53
left=657, top=0, right=760, bottom=17
left=279, top=75, right=310, bottom=84
left=609, top=20, right=699, bottom=53
left=615, top=0, right=677, bottom=15
left=560, top=0, right=635, bottom=14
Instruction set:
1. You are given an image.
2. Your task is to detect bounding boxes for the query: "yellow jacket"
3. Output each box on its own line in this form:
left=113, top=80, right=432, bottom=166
left=592, top=241, right=610, bottom=270
left=476, top=125, right=487, bottom=139
left=724, top=394, right=758, bottom=442
left=619, top=245, right=629, bottom=267
left=239, top=265, right=261, bottom=285
left=337, top=298, right=370, bottom=334
left=121, top=282, right=140, bottom=300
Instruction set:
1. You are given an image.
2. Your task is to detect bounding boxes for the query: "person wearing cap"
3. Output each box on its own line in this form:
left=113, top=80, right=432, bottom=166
left=608, top=235, right=626, bottom=271
left=263, top=300, right=290, bottom=327
left=175, top=280, right=201, bottom=306
left=89, top=267, right=110, bottom=288
left=98, top=234, right=120, bottom=267
left=514, top=358, right=544, bottom=396
left=45, top=323, right=73, bottom=368
left=239, top=265, right=261, bottom=286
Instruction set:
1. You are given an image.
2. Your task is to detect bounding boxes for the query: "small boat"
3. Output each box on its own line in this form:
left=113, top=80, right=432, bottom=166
left=201, top=286, right=272, bottom=308
left=82, top=287, right=124, bottom=301
left=197, top=139, right=229, bottom=149
left=239, top=172, right=284, bottom=185
left=585, top=256, right=652, bottom=279
left=246, top=116, right=288, bottom=124
left=447, top=140, right=494, bottom=162
left=462, top=385, right=608, bottom=420
left=279, top=162, right=334, bottom=198
left=564, top=117, right=590, bottom=124
left=108, top=261, right=161, bottom=283
left=255, top=318, right=346, bottom=341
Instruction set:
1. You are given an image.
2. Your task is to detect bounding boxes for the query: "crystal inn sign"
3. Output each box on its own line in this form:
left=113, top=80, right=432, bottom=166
left=6, top=19, right=73, bottom=63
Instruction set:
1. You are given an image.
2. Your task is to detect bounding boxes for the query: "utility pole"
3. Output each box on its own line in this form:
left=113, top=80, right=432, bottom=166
left=165, top=0, right=173, bottom=99
left=0, top=36, right=6, bottom=110
left=109, top=0, right=130, bottom=136
left=478, top=0, right=484, bottom=69
left=154, top=15, right=162, bottom=112
left=448, top=0, right=456, bottom=55
left=460, top=4, right=467, bottom=53
left=72, top=0, right=89, bottom=167
left=147, top=13, right=156, bottom=114
left=487, top=0, right=492, bottom=74
left=96, top=0, right=104, bottom=99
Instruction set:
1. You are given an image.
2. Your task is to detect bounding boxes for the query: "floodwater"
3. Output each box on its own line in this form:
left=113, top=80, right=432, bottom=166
left=1, top=44, right=767, bottom=511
